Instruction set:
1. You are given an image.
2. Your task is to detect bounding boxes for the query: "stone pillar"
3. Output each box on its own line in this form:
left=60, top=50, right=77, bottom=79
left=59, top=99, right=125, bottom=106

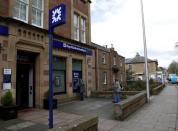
left=66, top=56, right=73, bottom=97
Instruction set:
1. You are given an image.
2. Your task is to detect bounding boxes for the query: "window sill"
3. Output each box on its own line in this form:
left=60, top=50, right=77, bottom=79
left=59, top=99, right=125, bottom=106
left=54, top=91, right=66, bottom=95
left=13, top=17, right=28, bottom=24
left=32, top=23, right=43, bottom=29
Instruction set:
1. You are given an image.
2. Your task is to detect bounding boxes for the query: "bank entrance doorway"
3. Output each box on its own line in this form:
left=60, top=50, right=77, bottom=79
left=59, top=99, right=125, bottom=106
left=72, top=59, right=82, bottom=93
left=16, top=51, right=36, bottom=109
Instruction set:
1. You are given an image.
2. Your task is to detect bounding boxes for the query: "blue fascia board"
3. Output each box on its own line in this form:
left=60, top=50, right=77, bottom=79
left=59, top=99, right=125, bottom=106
left=0, top=25, right=8, bottom=36
left=53, top=40, right=92, bottom=55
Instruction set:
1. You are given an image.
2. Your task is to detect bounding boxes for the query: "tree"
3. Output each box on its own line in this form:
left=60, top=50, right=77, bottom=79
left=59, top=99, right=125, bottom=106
left=126, top=69, right=134, bottom=81
left=167, top=61, right=178, bottom=75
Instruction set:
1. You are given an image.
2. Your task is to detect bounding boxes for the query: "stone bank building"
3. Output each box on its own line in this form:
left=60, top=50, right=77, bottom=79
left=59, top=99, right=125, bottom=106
left=0, top=0, right=95, bottom=108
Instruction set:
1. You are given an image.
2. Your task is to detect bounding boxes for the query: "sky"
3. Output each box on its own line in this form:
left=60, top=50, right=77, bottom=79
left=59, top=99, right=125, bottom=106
left=90, top=0, right=178, bottom=68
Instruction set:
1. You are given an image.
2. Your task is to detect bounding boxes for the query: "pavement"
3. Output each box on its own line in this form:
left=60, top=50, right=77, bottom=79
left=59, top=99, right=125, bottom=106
left=0, top=84, right=177, bottom=131
left=0, top=109, right=85, bottom=131
left=109, top=84, right=177, bottom=131
left=58, top=85, right=178, bottom=131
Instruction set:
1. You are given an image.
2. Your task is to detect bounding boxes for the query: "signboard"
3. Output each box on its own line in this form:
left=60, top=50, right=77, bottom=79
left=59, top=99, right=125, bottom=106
left=0, top=25, right=8, bottom=36
left=72, top=71, right=82, bottom=92
left=48, top=3, right=66, bottom=129
left=53, top=40, right=92, bottom=55
left=3, top=69, right=11, bottom=90
left=49, top=4, right=66, bottom=28
left=54, top=76, right=60, bottom=88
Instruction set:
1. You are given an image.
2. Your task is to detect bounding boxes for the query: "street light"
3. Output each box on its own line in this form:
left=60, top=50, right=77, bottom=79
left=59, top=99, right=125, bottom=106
left=140, top=0, right=150, bottom=102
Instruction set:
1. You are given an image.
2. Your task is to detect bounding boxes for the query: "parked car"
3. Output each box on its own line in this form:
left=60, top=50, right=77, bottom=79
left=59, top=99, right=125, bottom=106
left=169, top=74, right=177, bottom=84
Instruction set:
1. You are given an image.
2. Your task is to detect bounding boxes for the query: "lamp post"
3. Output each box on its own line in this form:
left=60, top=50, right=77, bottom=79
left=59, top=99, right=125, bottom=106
left=140, top=0, right=150, bottom=102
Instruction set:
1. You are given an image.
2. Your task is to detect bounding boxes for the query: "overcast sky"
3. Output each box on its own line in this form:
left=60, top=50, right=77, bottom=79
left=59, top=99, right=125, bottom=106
left=91, top=0, right=178, bottom=68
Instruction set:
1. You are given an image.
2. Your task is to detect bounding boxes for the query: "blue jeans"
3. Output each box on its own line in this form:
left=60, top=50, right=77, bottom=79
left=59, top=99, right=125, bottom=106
left=113, top=93, right=120, bottom=103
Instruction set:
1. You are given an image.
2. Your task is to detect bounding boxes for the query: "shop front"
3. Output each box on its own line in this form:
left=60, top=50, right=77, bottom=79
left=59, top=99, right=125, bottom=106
left=52, top=39, right=92, bottom=102
left=0, top=23, right=93, bottom=108
left=0, top=21, right=49, bottom=109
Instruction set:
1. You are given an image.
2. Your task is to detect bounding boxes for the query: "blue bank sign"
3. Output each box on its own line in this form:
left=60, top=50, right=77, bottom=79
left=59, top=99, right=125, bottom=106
left=53, top=40, right=92, bottom=55
left=49, top=4, right=66, bottom=28
left=0, top=25, right=8, bottom=36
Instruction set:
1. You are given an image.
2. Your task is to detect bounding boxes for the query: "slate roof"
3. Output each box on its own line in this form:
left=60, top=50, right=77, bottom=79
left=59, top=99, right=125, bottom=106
left=92, top=42, right=110, bottom=52
left=125, top=53, right=157, bottom=64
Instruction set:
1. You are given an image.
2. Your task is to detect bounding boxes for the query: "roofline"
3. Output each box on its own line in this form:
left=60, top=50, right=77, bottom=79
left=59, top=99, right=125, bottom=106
left=126, top=60, right=158, bottom=64
left=92, top=42, right=110, bottom=52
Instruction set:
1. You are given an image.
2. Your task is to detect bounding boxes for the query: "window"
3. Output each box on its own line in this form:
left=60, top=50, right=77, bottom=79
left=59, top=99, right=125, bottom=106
left=73, top=0, right=78, bottom=5
left=53, top=57, right=66, bottom=94
left=121, top=75, right=123, bottom=82
left=129, top=64, right=132, bottom=70
left=13, top=0, right=29, bottom=22
left=32, top=0, right=43, bottom=27
left=120, top=60, right=123, bottom=67
left=73, top=13, right=87, bottom=43
left=113, top=56, right=116, bottom=65
left=74, top=13, right=80, bottom=41
left=80, top=17, right=86, bottom=43
left=102, top=54, right=106, bottom=64
left=103, top=72, right=107, bottom=84
left=113, top=74, right=116, bottom=83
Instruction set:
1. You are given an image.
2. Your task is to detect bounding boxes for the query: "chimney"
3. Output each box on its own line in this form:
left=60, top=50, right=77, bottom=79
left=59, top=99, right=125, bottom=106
left=103, top=45, right=108, bottom=48
left=111, top=44, right=113, bottom=48
left=110, top=44, right=114, bottom=50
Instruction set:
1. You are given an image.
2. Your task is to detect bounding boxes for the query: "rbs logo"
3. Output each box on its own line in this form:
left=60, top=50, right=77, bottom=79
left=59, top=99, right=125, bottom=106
left=52, top=7, right=62, bottom=24
left=49, top=4, right=66, bottom=28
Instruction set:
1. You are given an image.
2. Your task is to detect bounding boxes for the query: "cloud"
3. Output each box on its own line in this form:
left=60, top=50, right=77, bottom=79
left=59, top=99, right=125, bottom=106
left=91, top=0, right=128, bottom=23
left=91, top=0, right=178, bottom=68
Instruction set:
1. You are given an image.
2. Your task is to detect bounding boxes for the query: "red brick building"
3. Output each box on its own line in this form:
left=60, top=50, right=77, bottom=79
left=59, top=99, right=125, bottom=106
left=93, top=43, right=126, bottom=91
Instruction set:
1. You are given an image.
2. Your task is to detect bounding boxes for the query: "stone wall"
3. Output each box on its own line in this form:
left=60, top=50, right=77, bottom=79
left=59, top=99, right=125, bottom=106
left=53, top=116, right=98, bottom=131
left=114, top=91, right=147, bottom=120
left=91, top=90, right=142, bottom=99
left=151, top=84, right=165, bottom=95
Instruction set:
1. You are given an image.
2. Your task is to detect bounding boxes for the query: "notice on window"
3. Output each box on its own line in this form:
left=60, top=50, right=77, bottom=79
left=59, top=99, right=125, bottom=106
left=3, top=68, right=12, bottom=90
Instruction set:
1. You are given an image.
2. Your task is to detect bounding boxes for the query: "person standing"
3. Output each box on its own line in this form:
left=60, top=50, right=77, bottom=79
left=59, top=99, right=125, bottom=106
left=79, top=79, right=85, bottom=101
left=113, top=79, right=122, bottom=103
